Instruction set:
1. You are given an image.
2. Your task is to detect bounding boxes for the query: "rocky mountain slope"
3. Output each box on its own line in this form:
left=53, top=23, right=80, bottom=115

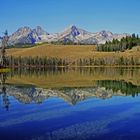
left=8, top=25, right=129, bottom=45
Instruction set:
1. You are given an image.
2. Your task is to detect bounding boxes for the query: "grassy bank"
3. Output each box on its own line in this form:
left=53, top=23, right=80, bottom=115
left=6, top=44, right=140, bottom=66
left=7, top=44, right=140, bottom=59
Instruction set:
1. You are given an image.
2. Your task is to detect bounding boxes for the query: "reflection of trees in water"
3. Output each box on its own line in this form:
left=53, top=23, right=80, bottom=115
left=11, top=67, right=68, bottom=77
left=10, top=67, right=140, bottom=78
left=97, top=80, right=140, bottom=97
left=0, top=73, right=9, bottom=111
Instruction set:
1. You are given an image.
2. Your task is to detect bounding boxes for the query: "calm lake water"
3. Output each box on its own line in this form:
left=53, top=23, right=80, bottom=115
left=0, top=67, right=140, bottom=140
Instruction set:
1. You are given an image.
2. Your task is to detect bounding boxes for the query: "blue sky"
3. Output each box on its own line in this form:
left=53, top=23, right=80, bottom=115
left=0, top=0, right=140, bottom=35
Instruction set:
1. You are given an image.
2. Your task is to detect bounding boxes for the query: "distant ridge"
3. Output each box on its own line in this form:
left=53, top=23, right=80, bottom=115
left=8, top=25, right=129, bottom=45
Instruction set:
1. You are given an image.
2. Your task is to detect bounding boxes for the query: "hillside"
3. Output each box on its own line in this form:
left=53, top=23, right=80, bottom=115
left=7, top=44, right=140, bottom=62
left=7, top=44, right=96, bottom=60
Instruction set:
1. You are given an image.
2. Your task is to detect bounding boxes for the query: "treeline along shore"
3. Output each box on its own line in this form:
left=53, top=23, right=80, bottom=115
left=6, top=55, right=140, bottom=68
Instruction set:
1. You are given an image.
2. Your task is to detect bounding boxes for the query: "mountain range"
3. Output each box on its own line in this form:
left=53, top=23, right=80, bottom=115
left=8, top=25, right=129, bottom=45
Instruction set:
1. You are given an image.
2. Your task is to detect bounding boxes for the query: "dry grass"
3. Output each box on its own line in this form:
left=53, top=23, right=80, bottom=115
left=6, top=44, right=140, bottom=62
left=7, top=44, right=96, bottom=60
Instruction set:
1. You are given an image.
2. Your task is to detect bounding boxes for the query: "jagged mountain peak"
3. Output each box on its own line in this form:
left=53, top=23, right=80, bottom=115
left=8, top=25, right=129, bottom=45
left=58, top=25, right=96, bottom=44
left=98, top=30, right=113, bottom=37
left=68, top=24, right=77, bottom=29
left=34, top=26, right=44, bottom=32
left=65, top=25, right=78, bottom=30
left=9, top=26, right=50, bottom=45
left=36, top=26, right=43, bottom=29
left=18, top=26, right=31, bottom=30
left=62, top=25, right=80, bottom=37
left=68, top=25, right=79, bottom=33
left=13, top=26, right=31, bottom=35
left=33, top=26, right=49, bottom=35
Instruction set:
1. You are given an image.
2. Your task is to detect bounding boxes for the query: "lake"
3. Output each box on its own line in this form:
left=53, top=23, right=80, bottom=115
left=0, top=67, right=140, bottom=140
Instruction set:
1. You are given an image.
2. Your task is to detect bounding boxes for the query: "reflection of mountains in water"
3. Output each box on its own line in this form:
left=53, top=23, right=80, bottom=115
left=1, top=67, right=140, bottom=110
left=3, top=80, right=140, bottom=105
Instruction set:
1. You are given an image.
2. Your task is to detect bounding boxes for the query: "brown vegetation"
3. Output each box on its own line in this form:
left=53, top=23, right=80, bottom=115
left=6, top=44, right=140, bottom=66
